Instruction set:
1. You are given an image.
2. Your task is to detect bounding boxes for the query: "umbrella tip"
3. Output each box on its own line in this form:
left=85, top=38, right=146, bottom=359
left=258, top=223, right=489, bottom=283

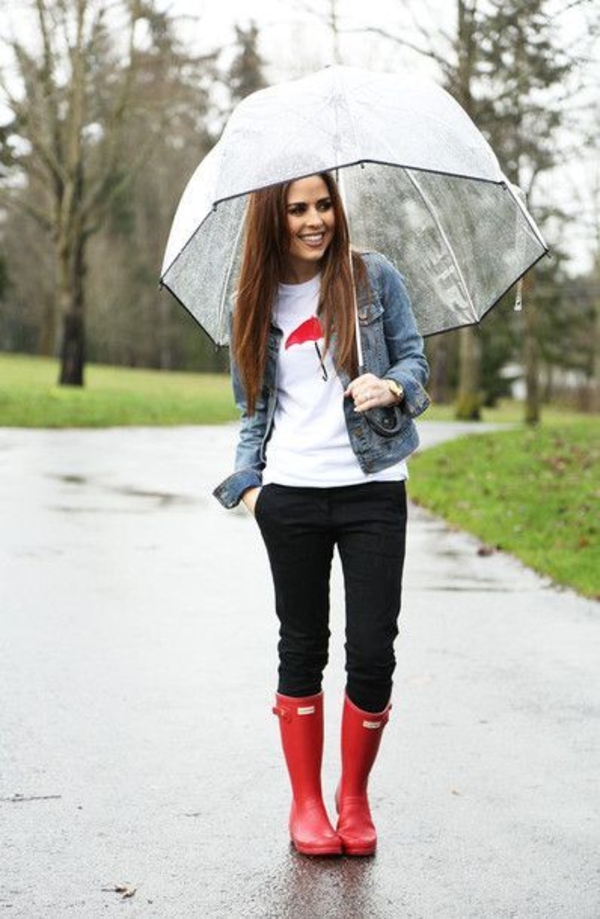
left=513, top=279, right=523, bottom=312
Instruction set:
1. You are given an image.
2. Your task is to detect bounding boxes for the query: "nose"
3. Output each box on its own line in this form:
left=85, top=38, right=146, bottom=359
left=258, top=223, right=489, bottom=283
left=306, top=206, right=324, bottom=226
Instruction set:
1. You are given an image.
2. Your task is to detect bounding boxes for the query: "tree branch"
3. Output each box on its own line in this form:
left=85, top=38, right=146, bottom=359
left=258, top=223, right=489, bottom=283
left=343, top=24, right=446, bottom=66
left=0, top=188, right=54, bottom=232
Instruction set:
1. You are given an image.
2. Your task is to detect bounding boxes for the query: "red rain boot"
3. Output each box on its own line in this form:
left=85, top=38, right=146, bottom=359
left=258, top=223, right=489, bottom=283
left=335, top=693, right=391, bottom=856
left=272, top=692, right=342, bottom=856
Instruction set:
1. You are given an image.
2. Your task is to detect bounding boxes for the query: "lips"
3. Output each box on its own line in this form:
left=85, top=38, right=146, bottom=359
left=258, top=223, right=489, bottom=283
left=298, top=232, right=326, bottom=248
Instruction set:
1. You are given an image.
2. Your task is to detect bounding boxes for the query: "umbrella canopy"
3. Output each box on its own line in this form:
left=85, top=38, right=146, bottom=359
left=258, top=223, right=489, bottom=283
left=161, top=65, right=548, bottom=346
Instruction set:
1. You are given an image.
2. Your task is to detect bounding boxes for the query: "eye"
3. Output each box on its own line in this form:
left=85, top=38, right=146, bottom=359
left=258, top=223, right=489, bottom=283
left=287, top=203, right=307, bottom=215
left=317, top=199, right=333, bottom=211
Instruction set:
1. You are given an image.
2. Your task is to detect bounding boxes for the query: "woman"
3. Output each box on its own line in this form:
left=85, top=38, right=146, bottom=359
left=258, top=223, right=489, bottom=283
left=213, top=172, right=429, bottom=857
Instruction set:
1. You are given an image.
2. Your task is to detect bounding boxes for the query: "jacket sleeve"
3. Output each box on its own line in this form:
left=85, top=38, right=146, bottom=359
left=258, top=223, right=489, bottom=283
left=377, top=256, right=430, bottom=419
left=212, top=321, right=267, bottom=509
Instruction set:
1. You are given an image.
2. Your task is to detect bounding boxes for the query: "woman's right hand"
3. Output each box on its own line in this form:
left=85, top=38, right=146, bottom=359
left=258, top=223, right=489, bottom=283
left=242, top=486, right=262, bottom=516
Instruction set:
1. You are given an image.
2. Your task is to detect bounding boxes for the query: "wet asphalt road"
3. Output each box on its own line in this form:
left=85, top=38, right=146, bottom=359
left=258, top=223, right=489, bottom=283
left=1, top=422, right=598, bottom=919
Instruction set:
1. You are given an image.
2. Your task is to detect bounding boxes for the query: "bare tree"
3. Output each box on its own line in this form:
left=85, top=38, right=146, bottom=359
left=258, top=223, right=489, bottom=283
left=229, top=20, right=268, bottom=104
left=450, top=0, right=484, bottom=419
left=86, top=9, right=220, bottom=371
left=287, top=0, right=345, bottom=64
left=587, top=165, right=600, bottom=413
left=476, top=0, right=575, bottom=423
left=346, top=0, right=589, bottom=422
left=0, top=0, right=167, bottom=385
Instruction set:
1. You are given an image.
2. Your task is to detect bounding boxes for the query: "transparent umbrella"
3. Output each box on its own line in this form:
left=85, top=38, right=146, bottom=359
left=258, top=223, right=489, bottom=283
left=160, top=65, right=548, bottom=347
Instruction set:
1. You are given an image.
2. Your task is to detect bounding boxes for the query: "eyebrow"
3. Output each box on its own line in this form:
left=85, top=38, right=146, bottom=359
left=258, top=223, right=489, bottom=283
left=286, top=196, right=332, bottom=207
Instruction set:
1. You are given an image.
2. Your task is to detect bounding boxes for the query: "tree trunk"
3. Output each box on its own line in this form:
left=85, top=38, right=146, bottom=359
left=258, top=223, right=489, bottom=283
left=429, top=335, right=452, bottom=404
left=521, top=274, right=540, bottom=424
left=38, top=295, right=58, bottom=357
left=523, top=307, right=539, bottom=423
left=59, top=310, right=85, bottom=385
left=455, top=326, right=482, bottom=419
left=453, top=0, right=481, bottom=420
left=592, top=255, right=600, bottom=413
left=158, top=293, right=173, bottom=370
left=58, top=231, right=86, bottom=386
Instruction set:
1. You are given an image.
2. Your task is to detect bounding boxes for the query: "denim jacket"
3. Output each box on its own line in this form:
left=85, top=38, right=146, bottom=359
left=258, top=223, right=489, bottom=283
left=213, top=251, right=430, bottom=509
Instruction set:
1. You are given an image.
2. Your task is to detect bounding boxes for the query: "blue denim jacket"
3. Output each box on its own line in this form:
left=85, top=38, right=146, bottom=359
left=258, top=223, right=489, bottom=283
left=213, top=251, right=430, bottom=509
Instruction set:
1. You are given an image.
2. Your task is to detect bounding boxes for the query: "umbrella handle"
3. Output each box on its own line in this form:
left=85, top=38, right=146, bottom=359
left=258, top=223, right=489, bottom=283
left=347, top=244, right=365, bottom=372
left=337, top=168, right=365, bottom=372
left=347, top=242, right=403, bottom=435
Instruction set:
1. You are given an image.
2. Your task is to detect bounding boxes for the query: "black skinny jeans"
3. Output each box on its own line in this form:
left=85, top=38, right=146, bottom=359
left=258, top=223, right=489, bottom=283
left=255, top=480, right=407, bottom=713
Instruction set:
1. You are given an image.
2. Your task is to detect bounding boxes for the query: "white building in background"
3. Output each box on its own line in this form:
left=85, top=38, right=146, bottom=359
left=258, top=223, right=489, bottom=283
left=501, top=363, right=592, bottom=403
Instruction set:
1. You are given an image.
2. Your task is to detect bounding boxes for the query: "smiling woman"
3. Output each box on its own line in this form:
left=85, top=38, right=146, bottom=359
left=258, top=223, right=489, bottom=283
left=230, top=171, right=367, bottom=417
left=213, top=170, right=430, bottom=858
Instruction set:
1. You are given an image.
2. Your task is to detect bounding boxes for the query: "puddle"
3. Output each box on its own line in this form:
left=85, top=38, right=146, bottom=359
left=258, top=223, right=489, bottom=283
left=419, top=585, right=506, bottom=592
left=52, top=474, right=88, bottom=485
left=111, top=486, right=196, bottom=506
left=412, top=583, right=536, bottom=593
left=48, top=473, right=198, bottom=507
left=48, top=505, right=152, bottom=515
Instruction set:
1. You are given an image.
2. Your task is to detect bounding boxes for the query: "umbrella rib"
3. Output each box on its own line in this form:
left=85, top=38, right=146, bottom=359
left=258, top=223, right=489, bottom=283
left=503, top=181, right=548, bottom=250
left=217, top=205, right=247, bottom=342
left=335, top=67, right=360, bottom=163
left=403, top=169, right=477, bottom=322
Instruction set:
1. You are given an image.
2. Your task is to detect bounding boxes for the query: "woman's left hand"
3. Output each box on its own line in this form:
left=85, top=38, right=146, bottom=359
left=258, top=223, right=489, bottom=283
left=344, top=373, right=399, bottom=413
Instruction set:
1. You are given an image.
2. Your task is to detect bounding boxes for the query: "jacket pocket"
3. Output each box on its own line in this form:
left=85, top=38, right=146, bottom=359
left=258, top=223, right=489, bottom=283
left=254, top=483, right=272, bottom=521
left=358, top=301, right=384, bottom=325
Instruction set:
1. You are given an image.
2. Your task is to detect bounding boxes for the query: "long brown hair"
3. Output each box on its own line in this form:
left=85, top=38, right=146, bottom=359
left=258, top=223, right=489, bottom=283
left=232, top=172, right=368, bottom=414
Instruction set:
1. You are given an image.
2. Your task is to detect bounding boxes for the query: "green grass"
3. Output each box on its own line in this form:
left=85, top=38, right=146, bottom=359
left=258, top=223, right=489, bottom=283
left=0, top=352, right=589, bottom=428
left=0, top=353, right=238, bottom=427
left=409, top=419, right=600, bottom=600
left=416, top=398, right=591, bottom=425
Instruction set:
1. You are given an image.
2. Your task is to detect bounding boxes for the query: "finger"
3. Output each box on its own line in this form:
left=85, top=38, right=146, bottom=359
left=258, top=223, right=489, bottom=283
left=345, top=381, right=365, bottom=398
left=354, top=393, right=382, bottom=412
left=345, top=373, right=375, bottom=396
left=346, top=385, right=364, bottom=401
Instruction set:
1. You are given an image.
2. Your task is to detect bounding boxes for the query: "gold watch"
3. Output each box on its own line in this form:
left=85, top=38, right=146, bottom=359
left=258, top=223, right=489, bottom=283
left=384, top=378, right=404, bottom=403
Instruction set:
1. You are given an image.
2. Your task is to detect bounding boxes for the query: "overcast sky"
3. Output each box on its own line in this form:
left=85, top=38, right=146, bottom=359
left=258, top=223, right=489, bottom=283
left=2, top=0, right=598, bottom=273
left=166, top=0, right=452, bottom=77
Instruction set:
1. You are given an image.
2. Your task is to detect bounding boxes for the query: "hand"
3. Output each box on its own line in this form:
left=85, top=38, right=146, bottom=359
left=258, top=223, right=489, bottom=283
left=344, top=373, right=400, bottom=413
left=242, top=486, right=262, bottom=515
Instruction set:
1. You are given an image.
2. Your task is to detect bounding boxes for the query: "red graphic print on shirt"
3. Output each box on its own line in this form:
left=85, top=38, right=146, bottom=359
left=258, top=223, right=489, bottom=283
left=285, top=315, right=323, bottom=349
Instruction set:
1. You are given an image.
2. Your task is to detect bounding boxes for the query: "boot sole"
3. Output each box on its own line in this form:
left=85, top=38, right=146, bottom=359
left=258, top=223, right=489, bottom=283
left=291, top=840, right=343, bottom=857
left=342, top=844, right=376, bottom=856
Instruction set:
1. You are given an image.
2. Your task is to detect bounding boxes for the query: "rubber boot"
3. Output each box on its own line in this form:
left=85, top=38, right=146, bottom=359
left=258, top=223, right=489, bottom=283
left=335, top=693, right=391, bottom=856
left=272, top=692, right=342, bottom=856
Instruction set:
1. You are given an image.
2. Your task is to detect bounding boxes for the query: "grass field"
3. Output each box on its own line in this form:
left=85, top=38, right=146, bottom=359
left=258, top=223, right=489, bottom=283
left=0, top=353, right=238, bottom=427
left=409, top=419, right=600, bottom=600
left=0, top=352, right=590, bottom=428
